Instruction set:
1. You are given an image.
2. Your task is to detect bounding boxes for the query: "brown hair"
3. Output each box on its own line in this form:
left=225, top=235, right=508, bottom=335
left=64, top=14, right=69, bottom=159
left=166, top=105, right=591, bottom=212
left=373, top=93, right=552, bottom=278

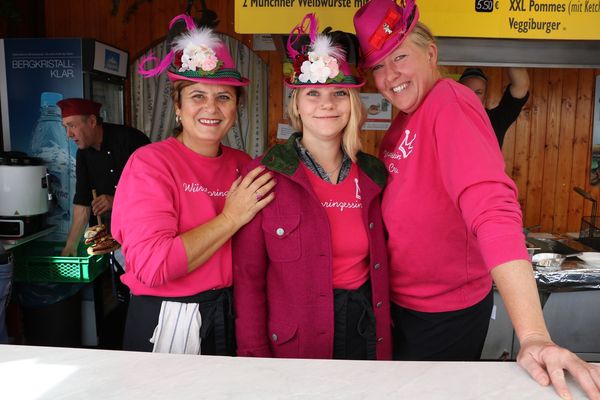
left=286, top=88, right=365, bottom=162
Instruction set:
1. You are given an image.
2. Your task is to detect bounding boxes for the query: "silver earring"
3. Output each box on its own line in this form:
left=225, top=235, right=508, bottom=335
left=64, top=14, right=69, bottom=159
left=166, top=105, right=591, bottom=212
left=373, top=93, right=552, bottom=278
left=175, top=114, right=181, bottom=125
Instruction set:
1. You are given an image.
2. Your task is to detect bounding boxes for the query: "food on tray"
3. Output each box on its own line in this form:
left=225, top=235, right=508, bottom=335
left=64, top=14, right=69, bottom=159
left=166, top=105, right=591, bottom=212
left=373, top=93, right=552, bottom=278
left=84, top=224, right=120, bottom=255
left=84, top=224, right=108, bottom=244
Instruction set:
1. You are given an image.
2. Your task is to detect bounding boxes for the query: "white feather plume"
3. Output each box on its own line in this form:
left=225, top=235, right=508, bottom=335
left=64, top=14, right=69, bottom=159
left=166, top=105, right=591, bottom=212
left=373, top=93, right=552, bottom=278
left=173, top=27, right=222, bottom=52
left=311, top=34, right=344, bottom=60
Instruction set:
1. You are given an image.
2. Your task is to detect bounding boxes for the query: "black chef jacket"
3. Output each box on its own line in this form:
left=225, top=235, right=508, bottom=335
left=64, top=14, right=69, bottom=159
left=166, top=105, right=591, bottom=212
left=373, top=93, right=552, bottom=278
left=73, top=123, right=150, bottom=226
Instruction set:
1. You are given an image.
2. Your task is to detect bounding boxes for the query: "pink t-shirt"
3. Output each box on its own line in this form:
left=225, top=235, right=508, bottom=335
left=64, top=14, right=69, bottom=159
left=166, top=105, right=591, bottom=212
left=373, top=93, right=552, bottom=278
left=112, top=137, right=251, bottom=297
left=303, top=163, right=369, bottom=290
left=380, top=79, right=529, bottom=312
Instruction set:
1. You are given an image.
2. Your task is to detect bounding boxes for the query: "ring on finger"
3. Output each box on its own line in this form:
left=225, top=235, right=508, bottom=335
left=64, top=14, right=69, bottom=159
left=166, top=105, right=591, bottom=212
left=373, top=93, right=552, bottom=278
left=255, top=190, right=262, bottom=201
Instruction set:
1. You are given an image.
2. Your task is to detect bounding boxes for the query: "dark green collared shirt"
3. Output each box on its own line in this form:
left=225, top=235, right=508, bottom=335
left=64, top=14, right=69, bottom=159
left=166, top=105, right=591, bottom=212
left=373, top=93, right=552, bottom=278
left=293, top=136, right=351, bottom=184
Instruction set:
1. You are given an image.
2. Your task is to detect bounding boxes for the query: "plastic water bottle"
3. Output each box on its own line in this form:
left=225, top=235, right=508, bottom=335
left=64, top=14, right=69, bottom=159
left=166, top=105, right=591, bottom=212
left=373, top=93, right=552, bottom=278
left=30, top=92, right=75, bottom=239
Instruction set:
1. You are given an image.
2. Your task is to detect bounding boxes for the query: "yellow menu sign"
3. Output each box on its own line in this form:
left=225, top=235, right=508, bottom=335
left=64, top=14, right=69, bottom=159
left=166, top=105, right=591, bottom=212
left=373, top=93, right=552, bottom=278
left=234, top=0, right=600, bottom=40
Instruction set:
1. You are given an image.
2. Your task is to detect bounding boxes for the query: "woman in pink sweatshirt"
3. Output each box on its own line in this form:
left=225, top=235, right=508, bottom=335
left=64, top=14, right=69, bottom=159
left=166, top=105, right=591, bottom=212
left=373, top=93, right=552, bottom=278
left=353, top=0, right=600, bottom=398
left=111, top=14, right=275, bottom=355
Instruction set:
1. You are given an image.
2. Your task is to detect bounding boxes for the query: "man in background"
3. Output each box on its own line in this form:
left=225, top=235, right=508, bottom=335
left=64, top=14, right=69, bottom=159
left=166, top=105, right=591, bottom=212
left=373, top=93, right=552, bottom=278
left=58, top=98, right=150, bottom=320
left=58, top=98, right=150, bottom=258
left=459, top=67, right=530, bottom=148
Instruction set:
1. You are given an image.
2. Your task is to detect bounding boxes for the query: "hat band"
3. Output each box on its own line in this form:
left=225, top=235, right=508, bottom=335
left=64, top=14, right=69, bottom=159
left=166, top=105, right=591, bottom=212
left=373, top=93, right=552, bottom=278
left=290, top=75, right=360, bottom=86
left=368, top=8, right=402, bottom=50
left=175, top=68, right=244, bottom=81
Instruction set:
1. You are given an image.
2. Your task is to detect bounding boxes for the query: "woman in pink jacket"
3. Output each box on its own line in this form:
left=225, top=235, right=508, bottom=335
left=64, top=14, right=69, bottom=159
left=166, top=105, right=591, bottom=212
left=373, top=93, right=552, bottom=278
left=111, top=15, right=275, bottom=355
left=233, top=14, right=392, bottom=360
left=353, top=0, right=600, bottom=398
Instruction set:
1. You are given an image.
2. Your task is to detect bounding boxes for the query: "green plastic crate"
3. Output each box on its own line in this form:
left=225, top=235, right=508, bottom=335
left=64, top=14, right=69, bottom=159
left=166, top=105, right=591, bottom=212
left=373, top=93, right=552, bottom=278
left=12, top=241, right=109, bottom=283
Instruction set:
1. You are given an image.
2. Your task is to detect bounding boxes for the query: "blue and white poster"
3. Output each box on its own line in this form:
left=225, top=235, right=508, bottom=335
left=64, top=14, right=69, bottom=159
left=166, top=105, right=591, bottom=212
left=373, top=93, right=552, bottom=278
left=0, top=38, right=84, bottom=239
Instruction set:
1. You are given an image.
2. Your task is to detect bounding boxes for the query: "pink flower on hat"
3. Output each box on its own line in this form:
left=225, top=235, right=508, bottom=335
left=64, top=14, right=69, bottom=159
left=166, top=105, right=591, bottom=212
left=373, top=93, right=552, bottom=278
left=180, top=43, right=221, bottom=74
left=201, top=57, right=218, bottom=72
left=324, top=57, right=340, bottom=79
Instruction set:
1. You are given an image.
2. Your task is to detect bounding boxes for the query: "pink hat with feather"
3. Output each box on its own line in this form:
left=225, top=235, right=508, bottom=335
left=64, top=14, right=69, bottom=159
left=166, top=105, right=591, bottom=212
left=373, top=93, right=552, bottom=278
left=353, top=0, right=419, bottom=69
left=285, top=13, right=364, bottom=89
left=138, top=14, right=249, bottom=87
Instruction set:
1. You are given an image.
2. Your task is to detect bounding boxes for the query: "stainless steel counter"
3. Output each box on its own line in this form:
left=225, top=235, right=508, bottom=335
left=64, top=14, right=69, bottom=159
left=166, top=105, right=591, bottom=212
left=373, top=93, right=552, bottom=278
left=0, top=226, right=56, bottom=251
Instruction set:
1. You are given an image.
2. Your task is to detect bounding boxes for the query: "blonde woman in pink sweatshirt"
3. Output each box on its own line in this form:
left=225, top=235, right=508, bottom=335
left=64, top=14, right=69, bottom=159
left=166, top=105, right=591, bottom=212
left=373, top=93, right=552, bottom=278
left=353, top=0, right=600, bottom=398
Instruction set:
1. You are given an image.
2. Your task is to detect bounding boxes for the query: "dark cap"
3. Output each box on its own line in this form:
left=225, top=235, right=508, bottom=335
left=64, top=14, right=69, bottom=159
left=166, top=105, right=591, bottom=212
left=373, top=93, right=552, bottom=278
left=57, top=98, right=102, bottom=118
left=459, top=68, right=488, bottom=83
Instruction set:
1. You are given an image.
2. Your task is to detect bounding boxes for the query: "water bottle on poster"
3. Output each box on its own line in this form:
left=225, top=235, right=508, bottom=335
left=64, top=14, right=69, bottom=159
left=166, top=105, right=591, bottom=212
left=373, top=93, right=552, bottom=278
left=30, top=92, right=75, bottom=239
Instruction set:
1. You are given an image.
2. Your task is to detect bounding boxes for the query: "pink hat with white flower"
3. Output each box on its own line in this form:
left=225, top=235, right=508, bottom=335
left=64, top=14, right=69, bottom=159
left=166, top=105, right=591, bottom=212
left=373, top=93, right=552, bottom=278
left=353, top=0, right=419, bottom=69
left=138, top=14, right=249, bottom=87
left=284, top=13, right=365, bottom=89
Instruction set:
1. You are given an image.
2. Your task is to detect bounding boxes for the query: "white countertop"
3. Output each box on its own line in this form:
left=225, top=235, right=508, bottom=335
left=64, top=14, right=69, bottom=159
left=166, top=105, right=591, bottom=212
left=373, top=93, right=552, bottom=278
left=0, top=345, right=592, bottom=399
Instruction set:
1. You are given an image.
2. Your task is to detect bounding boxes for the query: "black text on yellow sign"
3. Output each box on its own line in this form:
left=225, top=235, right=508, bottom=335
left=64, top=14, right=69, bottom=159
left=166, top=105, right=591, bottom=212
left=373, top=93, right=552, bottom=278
left=234, top=0, right=600, bottom=40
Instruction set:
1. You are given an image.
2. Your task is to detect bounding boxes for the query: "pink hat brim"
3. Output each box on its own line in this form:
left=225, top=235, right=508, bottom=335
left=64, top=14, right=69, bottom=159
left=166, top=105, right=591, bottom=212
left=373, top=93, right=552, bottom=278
left=360, top=7, right=420, bottom=69
left=167, top=71, right=250, bottom=87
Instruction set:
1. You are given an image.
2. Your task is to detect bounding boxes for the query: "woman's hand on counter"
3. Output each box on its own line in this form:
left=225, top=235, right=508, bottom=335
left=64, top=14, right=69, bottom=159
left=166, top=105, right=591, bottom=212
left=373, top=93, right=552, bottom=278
left=517, top=334, right=600, bottom=400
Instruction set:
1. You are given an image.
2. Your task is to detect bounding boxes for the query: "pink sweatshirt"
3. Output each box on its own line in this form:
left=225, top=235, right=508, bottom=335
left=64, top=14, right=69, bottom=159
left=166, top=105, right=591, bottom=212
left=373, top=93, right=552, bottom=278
left=380, top=78, right=529, bottom=312
left=303, top=163, right=370, bottom=290
left=112, top=137, right=251, bottom=297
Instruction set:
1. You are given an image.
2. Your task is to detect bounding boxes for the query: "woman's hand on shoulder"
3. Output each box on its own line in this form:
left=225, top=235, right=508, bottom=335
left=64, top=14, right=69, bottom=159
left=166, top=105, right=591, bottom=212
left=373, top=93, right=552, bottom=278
left=517, top=334, right=600, bottom=399
left=221, top=165, right=276, bottom=229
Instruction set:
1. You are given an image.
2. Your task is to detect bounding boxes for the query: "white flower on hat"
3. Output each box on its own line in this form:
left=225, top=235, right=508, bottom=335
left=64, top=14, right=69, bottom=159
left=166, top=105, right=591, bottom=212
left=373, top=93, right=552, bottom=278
left=298, top=35, right=342, bottom=84
left=180, top=44, right=218, bottom=72
left=299, top=58, right=329, bottom=83
left=173, top=27, right=222, bottom=74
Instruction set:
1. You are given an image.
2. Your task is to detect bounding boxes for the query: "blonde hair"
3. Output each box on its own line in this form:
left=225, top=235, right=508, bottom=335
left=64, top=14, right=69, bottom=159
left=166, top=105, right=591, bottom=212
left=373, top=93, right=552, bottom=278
left=407, top=22, right=443, bottom=78
left=287, top=87, right=365, bottom=162
left=408, top=22, right=436, bottom=50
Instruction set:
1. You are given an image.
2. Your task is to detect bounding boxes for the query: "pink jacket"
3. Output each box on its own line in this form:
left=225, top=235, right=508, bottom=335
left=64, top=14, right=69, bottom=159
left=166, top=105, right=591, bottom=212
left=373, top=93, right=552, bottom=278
left=233, top=136, right=392, bottom=360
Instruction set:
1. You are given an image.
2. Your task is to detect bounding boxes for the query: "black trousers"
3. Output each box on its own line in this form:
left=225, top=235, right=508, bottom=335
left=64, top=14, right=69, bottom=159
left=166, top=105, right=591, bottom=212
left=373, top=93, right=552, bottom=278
left=122, top=287, right=235, bottom=355
left=391, top=289, right=493, bottom=361
left=333, top=280, right=377, bottom=360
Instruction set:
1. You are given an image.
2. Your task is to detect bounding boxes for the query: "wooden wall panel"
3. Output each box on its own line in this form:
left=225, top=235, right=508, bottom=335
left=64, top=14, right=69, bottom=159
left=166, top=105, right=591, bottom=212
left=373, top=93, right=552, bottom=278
left=264, top=50, right=285, bottom=150
left=569, top=70, right=595, bottom=232
left=553, top=70, right=579, bottom=233
left=524, top=69, right=550, bottom=229
left=43, top=0, right=600, bottom=234
left=540, top=70, right=564, bottom=231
